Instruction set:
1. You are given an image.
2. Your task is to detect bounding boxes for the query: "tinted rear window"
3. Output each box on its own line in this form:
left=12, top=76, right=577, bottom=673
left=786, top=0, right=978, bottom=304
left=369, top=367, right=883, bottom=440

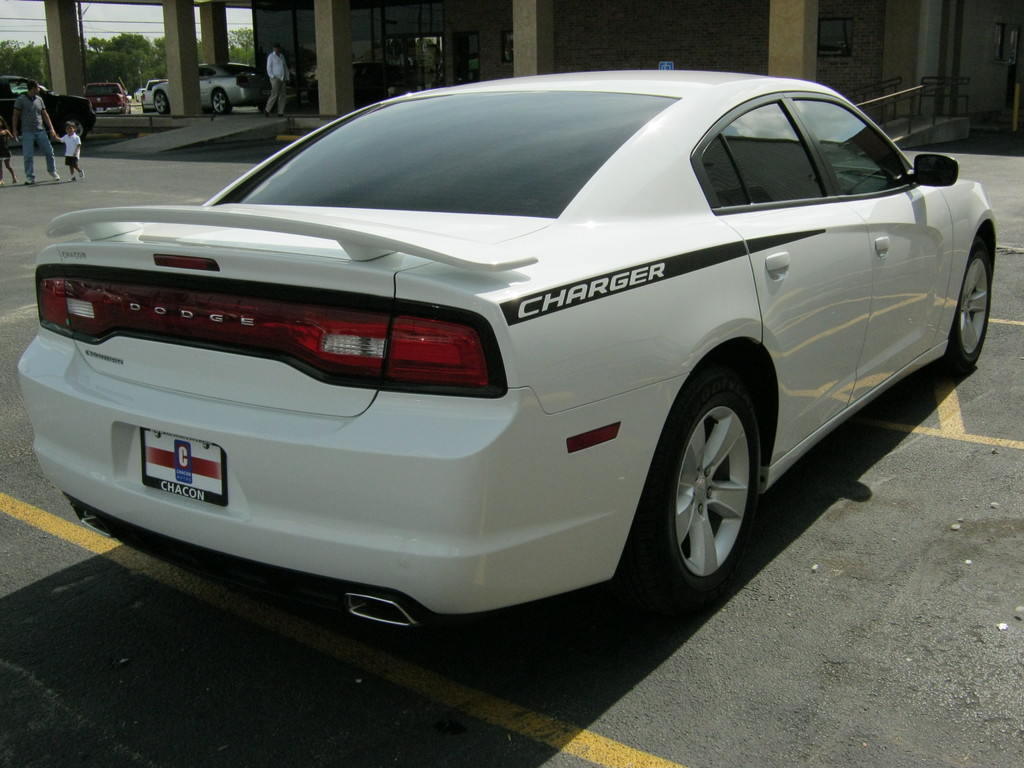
left=228, top=91, right=675, bottom=218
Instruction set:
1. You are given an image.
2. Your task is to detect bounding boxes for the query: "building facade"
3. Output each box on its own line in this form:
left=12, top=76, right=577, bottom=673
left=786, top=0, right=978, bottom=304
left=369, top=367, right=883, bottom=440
left=30, top=0, right=1024, bottom=120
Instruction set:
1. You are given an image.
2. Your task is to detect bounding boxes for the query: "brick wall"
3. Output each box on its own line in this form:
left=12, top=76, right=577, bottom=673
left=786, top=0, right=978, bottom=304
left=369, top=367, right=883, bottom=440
left=445, top=0, right=769, bottom=82
left=815, top=0, right=887, bottom=99
left=553, top=0, right=768, bottom=74
left=442, top=0, right=895, bottom=97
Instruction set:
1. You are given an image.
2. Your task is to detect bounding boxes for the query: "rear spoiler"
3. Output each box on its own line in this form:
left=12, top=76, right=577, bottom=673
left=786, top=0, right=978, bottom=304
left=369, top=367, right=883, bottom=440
left=47, top=204, right=538, bottom=272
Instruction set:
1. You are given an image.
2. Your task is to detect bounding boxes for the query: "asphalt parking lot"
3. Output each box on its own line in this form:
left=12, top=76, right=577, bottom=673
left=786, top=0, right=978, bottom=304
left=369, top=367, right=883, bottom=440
left=1, top=132, right=1022, bottom=768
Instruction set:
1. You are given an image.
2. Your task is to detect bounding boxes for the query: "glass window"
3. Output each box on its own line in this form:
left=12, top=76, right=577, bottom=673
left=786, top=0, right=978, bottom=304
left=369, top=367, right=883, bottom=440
left=819, top=18, right=853, bottom=57
left=701, top=136, right=746, bottom=208
left=793, top=100, right=907, bottom=195
left=713, top=103, right=823, bottom=205
left=227, top=91, right=675, bottom=218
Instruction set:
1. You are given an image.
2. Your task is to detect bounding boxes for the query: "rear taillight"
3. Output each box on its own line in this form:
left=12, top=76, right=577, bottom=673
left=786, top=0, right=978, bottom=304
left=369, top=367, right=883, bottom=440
left=236, top=75, right=250, bottom=87
left=38, top=277, right=495, bottom=392
left=388, top=317, right=490, bottom=387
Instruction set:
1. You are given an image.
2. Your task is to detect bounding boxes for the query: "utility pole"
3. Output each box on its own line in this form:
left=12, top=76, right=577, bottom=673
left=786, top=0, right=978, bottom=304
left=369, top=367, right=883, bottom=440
left=78, top=2, right=87, bottom=81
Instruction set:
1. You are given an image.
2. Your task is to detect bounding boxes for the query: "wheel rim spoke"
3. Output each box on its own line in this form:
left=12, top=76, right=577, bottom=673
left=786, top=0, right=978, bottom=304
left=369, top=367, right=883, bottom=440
left=675, top=405, right=750, bottom=577
left=708, top=480, right=748, bottom=520
left=959, top=260, right=989, bottom=354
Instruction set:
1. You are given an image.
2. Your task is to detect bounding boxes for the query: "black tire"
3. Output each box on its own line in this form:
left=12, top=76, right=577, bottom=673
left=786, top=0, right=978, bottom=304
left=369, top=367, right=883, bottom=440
left=211, top=88, right=233, bottom=115
left=613, top=365, right=760, bottom=614
left=944, top=236, right=992, bottom=374
left=154, top=91, right=169, bottom=115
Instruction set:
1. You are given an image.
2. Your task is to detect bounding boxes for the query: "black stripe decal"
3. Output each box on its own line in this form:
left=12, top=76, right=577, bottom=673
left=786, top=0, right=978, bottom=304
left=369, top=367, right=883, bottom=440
left=746, top=229, right=825, bottom=254
left=501, top=241, right=747, bottom=325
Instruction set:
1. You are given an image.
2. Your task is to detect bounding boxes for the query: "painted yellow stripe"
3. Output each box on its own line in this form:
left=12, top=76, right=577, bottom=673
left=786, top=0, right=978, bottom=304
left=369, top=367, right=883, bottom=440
left=855, top=418, right=1024, bottom=450
left=0, top=492, right=687, bottom=768
left=857, top=378, right=1024, bottom=450
left=934, top=380, right=966, bottom=438
left=991, top=318, right=1024, bottom=326
left=0, top=493, right=120, bottom=555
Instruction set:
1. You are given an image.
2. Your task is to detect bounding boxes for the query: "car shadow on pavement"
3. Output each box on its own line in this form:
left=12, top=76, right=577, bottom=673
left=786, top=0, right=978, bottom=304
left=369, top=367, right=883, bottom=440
left=0, top=365, right=955, bottom=767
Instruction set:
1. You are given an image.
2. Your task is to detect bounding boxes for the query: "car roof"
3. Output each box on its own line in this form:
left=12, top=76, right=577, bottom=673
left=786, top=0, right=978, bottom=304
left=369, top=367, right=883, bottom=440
left=408, top=70, right=839, bottom=102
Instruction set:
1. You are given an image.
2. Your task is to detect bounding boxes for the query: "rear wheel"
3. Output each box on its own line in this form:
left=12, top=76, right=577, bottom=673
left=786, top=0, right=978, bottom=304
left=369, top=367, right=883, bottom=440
left=613, top=365, right=760, bottom=614
left=944, top=236, right=992, bottom=374
left=211, top=88, right=233, bottom=114
left=154, top=91, right=169, bottom=115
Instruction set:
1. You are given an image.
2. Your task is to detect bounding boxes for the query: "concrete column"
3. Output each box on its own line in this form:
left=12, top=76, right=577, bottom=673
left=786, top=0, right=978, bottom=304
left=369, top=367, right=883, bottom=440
left=43, top=0, right=84, bottom=96
left=314, top=0, right=354, bottom=117
left=162, top=0, right=202, bottom=115
left=199, top=2, right=230, bottom=65
left=513, top=0, right=554, bottom=77
left=768, top=0, right=818, bottom=81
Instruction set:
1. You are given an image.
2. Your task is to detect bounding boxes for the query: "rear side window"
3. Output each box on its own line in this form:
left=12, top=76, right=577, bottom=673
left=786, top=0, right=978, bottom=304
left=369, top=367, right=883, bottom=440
left=701, top=102, right=823, bottom=207
left=792, top=99, right=907, bottom=195
left=228, top=91, right=675, bottom=218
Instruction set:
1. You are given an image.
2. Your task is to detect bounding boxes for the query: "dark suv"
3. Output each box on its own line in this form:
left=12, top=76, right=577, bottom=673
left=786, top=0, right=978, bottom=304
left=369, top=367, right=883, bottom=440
left=0, top=75, right=97, bottom=138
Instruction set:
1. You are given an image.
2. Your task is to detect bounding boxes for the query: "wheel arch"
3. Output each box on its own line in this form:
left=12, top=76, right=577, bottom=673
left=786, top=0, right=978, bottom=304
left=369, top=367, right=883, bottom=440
left=690, top=338, right=779, bottom=486
left=976, top=217, right=996, bottom=270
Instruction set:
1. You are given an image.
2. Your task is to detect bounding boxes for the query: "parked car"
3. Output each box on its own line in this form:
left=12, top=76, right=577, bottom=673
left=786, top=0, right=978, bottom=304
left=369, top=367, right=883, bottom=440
left=19, top=72, right=994, bottom=626
left=0, top=75, right=96, bottom=138
left=150, top=64, right=269, bottom=115
left=84, top=82, right=129, bottom=114
left=136, top=79, right=167, bottom=110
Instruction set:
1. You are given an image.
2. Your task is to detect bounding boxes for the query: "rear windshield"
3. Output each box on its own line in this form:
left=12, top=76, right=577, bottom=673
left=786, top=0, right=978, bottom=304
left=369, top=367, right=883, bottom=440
left=227, top=91, right=675, bottom=218
left=86, top=85, right=120, bottom=94
left=222, top=65, right=258, bottom=75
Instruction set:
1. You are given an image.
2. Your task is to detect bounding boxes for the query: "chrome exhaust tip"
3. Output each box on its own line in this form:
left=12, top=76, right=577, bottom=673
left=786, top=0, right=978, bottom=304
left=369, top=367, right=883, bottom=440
left=73, top=505, right=113, bottom=538
left=345, top=593, right=419, bottom=627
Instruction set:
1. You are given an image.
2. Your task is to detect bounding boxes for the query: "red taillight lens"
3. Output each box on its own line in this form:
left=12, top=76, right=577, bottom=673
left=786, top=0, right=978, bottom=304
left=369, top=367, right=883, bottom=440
left=38, top=277, right=494, bottom=391
left=387, top=317, right=489, bottom=387
left=39, top=277, right=71, bottom=329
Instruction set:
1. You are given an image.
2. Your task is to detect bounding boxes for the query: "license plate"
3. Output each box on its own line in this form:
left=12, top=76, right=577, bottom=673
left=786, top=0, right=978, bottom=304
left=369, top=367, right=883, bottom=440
left=141, top=429, right=227, bottom=506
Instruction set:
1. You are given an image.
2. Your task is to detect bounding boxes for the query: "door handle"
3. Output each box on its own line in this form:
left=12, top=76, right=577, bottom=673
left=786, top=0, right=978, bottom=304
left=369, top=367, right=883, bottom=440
left=765, top=251, right=790, bottom=280
left=874, top=236, right=891, bottom=258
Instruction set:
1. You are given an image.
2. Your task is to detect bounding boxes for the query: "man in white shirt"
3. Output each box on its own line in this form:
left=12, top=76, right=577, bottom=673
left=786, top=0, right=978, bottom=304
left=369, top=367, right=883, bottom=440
left=265, top=43, right=289, bottom=117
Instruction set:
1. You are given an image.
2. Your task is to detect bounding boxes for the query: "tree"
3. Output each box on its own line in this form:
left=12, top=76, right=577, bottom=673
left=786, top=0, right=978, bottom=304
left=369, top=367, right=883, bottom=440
left=0, top=41, right=50, bottom=84
left=228, top=28, right=255, bottom=66
left=84, top=33, right=164, bottom=90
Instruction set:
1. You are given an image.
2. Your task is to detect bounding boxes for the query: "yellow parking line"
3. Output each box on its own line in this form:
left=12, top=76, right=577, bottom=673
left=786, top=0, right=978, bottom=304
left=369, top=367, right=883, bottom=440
left=0, top=492, right=687, bottom=768
left=857, top=379, right=1024, bottom=450
left=991, top=318, right=1024, bottom=326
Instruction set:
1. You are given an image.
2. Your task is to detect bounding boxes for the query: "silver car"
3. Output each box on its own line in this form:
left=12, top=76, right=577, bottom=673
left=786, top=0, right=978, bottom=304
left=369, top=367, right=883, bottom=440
left=151, top=64, right=270, bottom=115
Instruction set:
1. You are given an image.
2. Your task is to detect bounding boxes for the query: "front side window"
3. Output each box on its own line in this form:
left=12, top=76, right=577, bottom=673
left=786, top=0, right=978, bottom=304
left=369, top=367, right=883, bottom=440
left=702, top=102, right=822, bottom=207
left=793, top=99, right=907, bottom=195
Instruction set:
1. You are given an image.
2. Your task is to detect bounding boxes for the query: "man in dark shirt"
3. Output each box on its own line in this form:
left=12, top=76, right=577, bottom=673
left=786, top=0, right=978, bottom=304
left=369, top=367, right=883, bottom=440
left=12, top=80, right=60, bottom=184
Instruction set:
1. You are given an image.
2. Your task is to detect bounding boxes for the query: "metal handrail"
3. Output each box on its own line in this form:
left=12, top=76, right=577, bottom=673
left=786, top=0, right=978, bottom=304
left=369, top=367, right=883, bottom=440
left=856, top=76, right=970, bottom=140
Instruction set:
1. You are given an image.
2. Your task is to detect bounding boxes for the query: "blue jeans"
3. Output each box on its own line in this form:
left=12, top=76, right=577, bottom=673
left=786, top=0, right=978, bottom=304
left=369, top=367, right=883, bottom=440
left=21, top=130, right=56, bottom=180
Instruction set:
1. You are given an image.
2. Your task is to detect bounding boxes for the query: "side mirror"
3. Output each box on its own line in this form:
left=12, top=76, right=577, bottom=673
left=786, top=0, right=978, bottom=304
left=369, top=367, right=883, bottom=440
left=913, top=153, right=959, bottom=187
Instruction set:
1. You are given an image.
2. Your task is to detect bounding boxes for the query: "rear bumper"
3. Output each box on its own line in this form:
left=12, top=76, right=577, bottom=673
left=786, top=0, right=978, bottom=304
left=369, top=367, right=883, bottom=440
left=19, top=332, right=668, bottom=615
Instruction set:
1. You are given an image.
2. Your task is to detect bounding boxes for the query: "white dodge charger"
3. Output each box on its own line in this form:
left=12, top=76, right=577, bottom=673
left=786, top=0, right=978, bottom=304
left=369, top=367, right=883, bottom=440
left=19, top=71, right=995, bottom=625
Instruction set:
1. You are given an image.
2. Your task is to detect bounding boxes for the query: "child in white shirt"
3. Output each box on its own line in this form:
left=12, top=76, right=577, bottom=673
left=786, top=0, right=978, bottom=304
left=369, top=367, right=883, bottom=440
left=60, top=122, right=84, bottom=181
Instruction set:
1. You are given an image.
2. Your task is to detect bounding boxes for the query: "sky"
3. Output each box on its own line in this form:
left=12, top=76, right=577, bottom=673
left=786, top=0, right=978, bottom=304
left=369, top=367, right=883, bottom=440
left=0, top=0, right=254, bottom=46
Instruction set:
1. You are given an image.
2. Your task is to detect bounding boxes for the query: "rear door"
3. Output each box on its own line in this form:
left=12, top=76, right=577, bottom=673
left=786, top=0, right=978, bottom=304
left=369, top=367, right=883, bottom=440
left=695, top=99, right=873, bottom=462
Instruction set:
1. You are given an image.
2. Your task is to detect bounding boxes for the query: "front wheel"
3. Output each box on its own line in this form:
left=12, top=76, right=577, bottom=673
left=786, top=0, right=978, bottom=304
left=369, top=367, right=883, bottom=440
left=613, top=365, right=760, bottom=614
left=944, top=237, right=992, bottom=374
